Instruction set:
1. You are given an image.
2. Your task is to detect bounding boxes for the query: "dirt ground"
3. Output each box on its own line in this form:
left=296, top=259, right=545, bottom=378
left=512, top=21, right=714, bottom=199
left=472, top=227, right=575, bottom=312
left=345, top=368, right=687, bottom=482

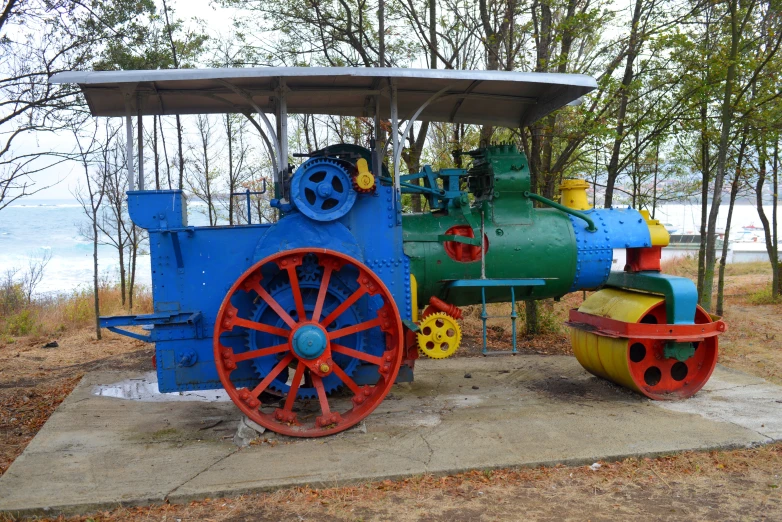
left=1, top=264, right=781, bottom=521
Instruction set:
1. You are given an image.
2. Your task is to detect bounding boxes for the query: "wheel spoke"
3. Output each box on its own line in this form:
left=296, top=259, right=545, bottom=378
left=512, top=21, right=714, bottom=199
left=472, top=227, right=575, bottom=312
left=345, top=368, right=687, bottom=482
left=233, top=343, right=289, bottom=363
left=312, top=375, right=332, bottom=417
left=311, top=265, right=334, bottom=323
left=250, top=353, right=294, bottom=399
left=286, top=265, right=307, bottom=321
left=320, top=286, right=367, bottom=328
left=251, top=281, right=297, bottom=328
left=233, top=317, right=291, bottom=338
left=331, top=343, right=384, bottom=366
left=331, top=363, right=361, bottom=395
left=282, top=362, right=306, bottom=413
left=328, top=317, right=381, bottom=340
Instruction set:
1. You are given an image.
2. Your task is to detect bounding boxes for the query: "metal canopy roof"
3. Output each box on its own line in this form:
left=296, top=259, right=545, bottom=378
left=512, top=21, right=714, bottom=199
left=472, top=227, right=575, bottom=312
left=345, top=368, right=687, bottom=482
left=50, top=67, right=597, bottom=128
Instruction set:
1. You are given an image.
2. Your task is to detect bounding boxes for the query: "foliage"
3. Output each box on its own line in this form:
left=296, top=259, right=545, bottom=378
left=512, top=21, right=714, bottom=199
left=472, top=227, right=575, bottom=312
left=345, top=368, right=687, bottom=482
left=749, top=285, right=781, bottom=305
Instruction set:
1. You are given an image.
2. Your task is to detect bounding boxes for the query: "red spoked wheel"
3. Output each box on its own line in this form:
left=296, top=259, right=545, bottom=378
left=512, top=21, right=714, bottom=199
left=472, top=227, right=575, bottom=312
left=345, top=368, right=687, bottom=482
left=214, top=248, right=403, bottom=437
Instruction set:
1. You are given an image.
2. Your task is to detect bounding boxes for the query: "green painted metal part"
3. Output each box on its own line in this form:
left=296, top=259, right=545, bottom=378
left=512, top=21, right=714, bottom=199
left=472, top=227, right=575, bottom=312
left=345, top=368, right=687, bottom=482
left=403, top=145, right=577, bottom=307
left=523, top=191, right=598, bottom=232
left=664, top=342, right=697, bottom=362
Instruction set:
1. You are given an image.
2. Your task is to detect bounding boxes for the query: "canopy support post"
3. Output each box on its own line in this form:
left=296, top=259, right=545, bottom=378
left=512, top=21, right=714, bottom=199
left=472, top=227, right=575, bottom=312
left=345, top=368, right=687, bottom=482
left=136, top=92, right=144, bottom=190
left=393, top=85, right=452, bottom=172
left=374, top=95, right=382, bottom=177
left=276, top=78, right=288, bottom=200
left=122, top=87, right=136, bottom=192
left=390, top=79, right=399, bottom=199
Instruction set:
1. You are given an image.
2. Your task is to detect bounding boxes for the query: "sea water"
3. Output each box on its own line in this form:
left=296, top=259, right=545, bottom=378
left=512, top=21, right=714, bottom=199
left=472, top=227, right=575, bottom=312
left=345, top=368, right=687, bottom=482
left=0, top=198, right=780, bottom=294
left=0, top=199, right=209, bottom=294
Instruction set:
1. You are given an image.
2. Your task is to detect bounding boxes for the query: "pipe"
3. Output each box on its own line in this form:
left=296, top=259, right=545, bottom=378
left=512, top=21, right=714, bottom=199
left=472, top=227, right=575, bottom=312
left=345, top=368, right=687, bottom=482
left=523, top=191, right=598, bottom=232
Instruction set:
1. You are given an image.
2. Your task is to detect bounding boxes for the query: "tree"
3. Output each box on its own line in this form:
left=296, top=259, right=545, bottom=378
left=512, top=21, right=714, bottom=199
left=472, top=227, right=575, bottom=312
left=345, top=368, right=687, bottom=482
left=187, top=114, right=221, bottom=226
left=71, top=122, right=109, bottom=340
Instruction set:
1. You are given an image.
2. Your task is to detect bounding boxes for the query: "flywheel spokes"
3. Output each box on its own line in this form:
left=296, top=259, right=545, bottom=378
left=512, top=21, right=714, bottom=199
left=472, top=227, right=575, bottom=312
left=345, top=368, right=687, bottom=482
left=214, top=248, right=403, bottom=437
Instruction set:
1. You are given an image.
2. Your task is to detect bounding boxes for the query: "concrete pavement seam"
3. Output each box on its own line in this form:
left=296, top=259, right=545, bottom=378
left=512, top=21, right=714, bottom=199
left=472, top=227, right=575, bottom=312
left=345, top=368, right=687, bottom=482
left=164, top=448, right=240, bottom=500
left=419, top=432, right=434, bottom=470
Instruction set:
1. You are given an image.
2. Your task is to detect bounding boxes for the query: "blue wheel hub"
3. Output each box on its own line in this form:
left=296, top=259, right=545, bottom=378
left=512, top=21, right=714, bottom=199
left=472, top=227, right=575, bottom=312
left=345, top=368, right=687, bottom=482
left=292, top=325, right=328, bottom=359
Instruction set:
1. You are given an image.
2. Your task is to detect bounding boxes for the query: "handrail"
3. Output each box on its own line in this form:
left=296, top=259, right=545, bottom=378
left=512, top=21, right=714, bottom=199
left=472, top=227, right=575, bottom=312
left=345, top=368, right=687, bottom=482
left=523, top=191, right=597, bottom=232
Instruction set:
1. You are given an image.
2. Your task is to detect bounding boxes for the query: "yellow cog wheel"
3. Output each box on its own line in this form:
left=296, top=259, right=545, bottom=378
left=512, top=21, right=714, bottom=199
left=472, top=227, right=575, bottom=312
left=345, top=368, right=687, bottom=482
left=417, top=312, right=462, bottom=359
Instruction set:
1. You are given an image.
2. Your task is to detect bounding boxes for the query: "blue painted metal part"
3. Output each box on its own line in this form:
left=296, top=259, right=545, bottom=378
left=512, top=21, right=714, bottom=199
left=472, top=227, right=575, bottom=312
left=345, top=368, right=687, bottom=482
left=108, top=149, right=413, bottom=393
left=395, top=166, right=467, bottom=210
left=606, top=271, right=698, bottom=325
left=569, top=207, right=652, bottom=292
left=447, top=280, right=545, bottom=355
left=290, top=157, right=357, bottom=222
left=293, top=325, right=328, bottom=359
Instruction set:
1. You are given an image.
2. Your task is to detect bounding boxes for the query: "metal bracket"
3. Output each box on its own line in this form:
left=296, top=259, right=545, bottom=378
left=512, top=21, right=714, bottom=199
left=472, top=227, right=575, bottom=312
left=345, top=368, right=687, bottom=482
left=567, top=309, right=726, bottom=341
left=100, top=311, right=204, bottom=342
left=606, top=271, right=699, bottom=325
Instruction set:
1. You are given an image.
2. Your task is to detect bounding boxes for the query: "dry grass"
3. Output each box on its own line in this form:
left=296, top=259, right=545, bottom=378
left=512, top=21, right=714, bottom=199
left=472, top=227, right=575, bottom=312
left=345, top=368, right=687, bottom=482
left=0, top=286, right=154, bottom=477
left=0, top=286, right=152, bottom=347
left=660, top=255, right=771, bottom=279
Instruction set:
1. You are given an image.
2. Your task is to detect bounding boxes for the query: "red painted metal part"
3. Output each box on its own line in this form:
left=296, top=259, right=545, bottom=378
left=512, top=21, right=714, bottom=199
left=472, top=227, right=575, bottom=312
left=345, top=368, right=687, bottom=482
left=442, top=225, right=489, bottom=263
left=625, top=246, right=662, bottom=272
left=567, top=309, right=727, bottom=341
left=422, top=296, right=462, bottom=320
left=570, top=303, right=721, bottom=400
left=213, top=248, right=404, bottom=437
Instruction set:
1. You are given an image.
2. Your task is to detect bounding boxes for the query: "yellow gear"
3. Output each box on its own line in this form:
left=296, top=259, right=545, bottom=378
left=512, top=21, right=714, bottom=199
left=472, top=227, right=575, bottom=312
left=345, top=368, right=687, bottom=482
left=354, top=158, right=375, bottom=192
left=417, top=312, right=462, bottom=359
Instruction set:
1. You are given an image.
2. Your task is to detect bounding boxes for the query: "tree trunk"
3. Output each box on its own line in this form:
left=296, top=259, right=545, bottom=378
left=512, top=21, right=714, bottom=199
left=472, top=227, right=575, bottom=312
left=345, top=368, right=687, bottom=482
left=702, top=0, right=740, bottom=312
left=604, top=0, right=643, bottom=208
left=652, top=141, right=659, bottom=217
left=756, top=138, right=780, bottom=298
left=129, top=226, right=137, bottom=312
left=92, top=209, right=102, bottom=340
left=716, top=175, right=738, bottom=316
left=117, top=226, right=125, bottom=306
left=774, top=141, right=780, bottom=296
left=525, top=300, right=538, bottom=335
left=159, top=116, right=172, bottom=190
left=176, top=115, right=184, bottom=190
left=697, top=99, right=710, bottom=301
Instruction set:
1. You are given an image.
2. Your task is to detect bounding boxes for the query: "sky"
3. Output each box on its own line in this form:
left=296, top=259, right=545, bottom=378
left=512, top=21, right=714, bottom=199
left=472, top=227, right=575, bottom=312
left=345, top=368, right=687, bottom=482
left=13, top=0, right=640, bottom=203
left=14, top=0, right=241, bottom=201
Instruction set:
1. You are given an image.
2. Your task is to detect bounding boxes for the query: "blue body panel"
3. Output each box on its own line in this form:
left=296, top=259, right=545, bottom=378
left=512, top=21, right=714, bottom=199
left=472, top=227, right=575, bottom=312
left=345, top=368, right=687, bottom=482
left=569, top=206, right=652, bottom=291
left=120, top=183, right=409, bottom=393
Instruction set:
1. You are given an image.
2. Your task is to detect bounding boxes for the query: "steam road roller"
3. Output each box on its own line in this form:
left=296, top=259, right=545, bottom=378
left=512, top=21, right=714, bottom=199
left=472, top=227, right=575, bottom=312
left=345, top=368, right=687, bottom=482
left=51, top=67, right=726, bottom=437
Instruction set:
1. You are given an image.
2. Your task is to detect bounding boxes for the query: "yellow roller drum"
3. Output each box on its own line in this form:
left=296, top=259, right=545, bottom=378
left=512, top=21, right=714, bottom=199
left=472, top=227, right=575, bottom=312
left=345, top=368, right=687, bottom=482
left=571, top=289, right=662, bottom=393
left=570, top=288, right=718, bottom=400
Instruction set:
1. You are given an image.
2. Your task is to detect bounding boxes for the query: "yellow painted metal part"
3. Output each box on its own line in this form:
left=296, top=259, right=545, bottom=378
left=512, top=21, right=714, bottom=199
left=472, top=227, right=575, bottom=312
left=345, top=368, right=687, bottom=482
left=639, top=209, right=670, bottom=247
left=410, top=274, right=418, bottom=322
left=355, top=158, right=376, bottom=191
left=417, top=312, right=462, bottom=359
left=559, top=179, right=591, bottom=210
left=570, top=288, right=664, bottom=393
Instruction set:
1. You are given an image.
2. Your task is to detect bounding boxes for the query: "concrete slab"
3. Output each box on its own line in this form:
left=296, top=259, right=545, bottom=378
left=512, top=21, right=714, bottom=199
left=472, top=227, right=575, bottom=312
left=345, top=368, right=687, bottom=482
left=1, top=356, right=780, bottom=517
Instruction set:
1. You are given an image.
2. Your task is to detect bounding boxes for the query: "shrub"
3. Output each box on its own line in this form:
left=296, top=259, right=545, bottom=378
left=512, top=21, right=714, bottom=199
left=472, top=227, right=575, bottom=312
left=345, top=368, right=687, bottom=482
left=0, top=275, right=25, bottom=317
left=749, top=286, right=781, bottom=305
left=4, top=309, right=40, bottom=336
